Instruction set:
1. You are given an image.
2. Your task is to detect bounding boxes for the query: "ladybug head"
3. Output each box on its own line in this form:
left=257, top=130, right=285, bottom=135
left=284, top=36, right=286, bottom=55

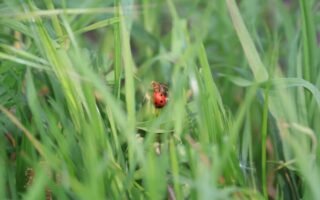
left=151, top=81, right=168, bottom=94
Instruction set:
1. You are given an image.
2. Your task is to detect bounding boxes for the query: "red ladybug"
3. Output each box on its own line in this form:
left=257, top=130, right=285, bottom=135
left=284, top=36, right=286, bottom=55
left=151, top=81, right=168, bottom=108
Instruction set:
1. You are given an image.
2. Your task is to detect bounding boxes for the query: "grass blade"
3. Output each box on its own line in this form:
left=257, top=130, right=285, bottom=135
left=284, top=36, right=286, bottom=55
left=226, top=0, right=269, bottom=82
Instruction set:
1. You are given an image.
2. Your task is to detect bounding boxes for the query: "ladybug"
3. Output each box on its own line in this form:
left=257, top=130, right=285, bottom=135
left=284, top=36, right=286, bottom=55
left=151, top=81, right=168, bottom=108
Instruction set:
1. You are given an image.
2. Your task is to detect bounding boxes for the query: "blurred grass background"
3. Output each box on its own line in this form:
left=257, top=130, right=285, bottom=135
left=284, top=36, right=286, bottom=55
left=0, top=0, right=320, bottom=199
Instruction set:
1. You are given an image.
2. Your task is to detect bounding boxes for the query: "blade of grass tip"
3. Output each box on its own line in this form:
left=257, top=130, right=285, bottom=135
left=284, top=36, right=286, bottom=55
left=166, top=0, right=178, bottom=20
left=114, top=0, right=122, bottom=99
left=226, top=0, right=269, bottom=83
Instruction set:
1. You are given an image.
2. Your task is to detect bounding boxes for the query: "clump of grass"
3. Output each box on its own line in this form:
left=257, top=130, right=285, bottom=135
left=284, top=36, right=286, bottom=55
left=0, top=0, right=320, bottom=199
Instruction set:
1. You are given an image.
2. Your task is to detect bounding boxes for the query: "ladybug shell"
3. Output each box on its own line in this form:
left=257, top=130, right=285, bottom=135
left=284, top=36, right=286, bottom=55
left=153, top=91, right=167, bottom=108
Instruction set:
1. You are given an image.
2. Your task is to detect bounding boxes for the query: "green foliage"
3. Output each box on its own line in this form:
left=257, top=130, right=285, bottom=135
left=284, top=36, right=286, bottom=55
left=0, top=0, right=320, bottom=199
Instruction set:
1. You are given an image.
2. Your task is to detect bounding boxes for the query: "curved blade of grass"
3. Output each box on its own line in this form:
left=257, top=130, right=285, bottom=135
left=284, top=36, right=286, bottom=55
left=0, top=52, right=50, bottom=70
left=219, top=74, right=254, bottom=87
left=75, top=17, right=119, bottom=34
left=0, top=105, right=45, bottom=157
left=270, top=78, right=320, bottom=107
left=0, top=44, right=49, bottom=65
left=226, top=0, right=269, bottom=82
left=0, top=20, right=33, bottom=37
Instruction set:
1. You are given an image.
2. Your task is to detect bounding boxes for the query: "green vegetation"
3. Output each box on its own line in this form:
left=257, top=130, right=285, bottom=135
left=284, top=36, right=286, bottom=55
left=1, top=0, right=320, bottom=199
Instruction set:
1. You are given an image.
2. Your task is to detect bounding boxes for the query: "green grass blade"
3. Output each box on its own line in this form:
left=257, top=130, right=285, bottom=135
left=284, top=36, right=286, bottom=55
left=0, top=105, right=45, bottom=157
left=113, top=1, right=122, bottom=98
left=299, top=0, right=317, bottom=82
left=0, top=52, right=49, bottom=70
left=119, top=4, right=137, bottom=171
left=226, top=0, right=269, bottom=82
left=75, top=17, right=119, bottom=34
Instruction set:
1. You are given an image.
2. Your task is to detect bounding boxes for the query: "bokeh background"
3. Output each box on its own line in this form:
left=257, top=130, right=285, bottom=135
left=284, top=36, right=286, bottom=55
left=1, top=0, right=320, bottom=199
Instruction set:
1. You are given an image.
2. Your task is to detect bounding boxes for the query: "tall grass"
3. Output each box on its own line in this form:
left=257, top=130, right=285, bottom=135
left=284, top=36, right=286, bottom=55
left=1, top=0, right=320, bottom=199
